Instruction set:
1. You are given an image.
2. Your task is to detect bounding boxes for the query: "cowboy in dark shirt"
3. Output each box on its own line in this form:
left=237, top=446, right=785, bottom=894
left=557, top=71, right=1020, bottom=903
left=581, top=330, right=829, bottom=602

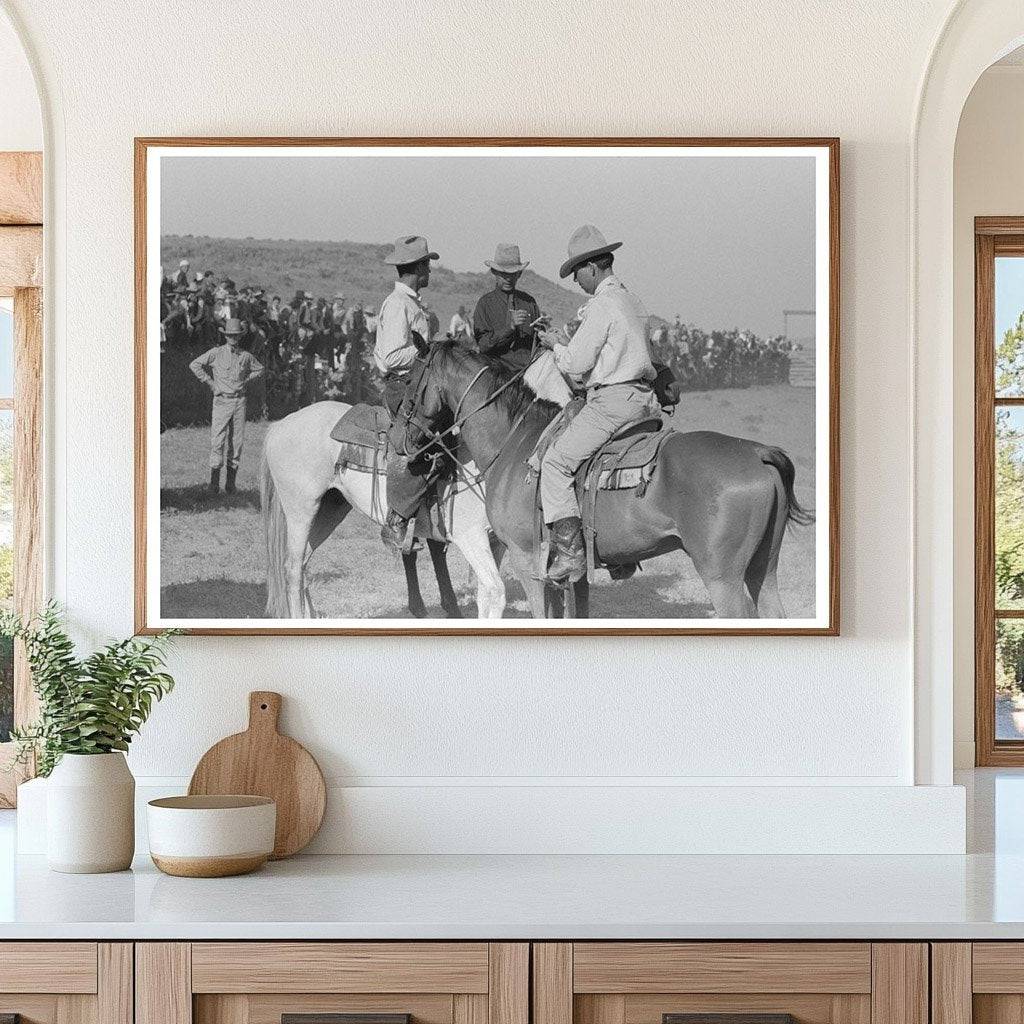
left=472, top=243, right=540, bottom=372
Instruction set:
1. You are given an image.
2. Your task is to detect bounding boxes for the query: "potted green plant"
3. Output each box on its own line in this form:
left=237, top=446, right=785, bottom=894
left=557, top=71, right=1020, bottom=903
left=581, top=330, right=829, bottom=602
left=2, top=603, right=177, bottom=873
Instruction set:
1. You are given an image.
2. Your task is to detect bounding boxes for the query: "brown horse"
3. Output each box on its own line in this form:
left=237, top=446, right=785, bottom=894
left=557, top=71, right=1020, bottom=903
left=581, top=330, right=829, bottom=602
left=411, top=341, right=813, bottom=620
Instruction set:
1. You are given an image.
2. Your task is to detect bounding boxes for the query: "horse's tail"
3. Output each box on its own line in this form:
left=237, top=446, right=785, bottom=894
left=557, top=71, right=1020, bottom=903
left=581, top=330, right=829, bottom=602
left=756, top=444, right=814, bottom=528
left=260, top=442, right=290, bottom=617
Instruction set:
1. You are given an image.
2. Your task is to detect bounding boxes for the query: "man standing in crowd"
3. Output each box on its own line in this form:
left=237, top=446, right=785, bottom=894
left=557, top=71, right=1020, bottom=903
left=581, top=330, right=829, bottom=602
left=669, top=313, right=682, bottom=347
left=266, top=295, right=283, bottom=367
left=537, top=225, right=659, bottom=584
left=473, top=243, right=540, bottom=372
left=189, top=317, right=265, bottom=495
left=173, top=258, right=191, bottom=289
left=374, top=234, right=438, bottom=553
left=448, top=304, right=472, bottom=343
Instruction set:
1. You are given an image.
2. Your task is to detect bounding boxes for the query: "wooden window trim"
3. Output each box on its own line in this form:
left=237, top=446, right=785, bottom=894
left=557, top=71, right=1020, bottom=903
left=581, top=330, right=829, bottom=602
left=0, top=151, right=43, bottom=807
left=975, top=217, right=1024, bottom=765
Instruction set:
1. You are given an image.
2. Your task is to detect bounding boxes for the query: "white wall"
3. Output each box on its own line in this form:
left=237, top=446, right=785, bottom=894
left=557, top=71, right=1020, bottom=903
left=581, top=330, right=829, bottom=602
left=952, top=66, right=1024, bottom=768
left=0, top=8, right=40, bottom=151
left=0, top=0, right=972, bottom=851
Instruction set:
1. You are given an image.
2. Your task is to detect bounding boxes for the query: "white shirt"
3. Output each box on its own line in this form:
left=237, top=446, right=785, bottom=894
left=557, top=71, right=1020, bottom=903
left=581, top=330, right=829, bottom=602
left=449, top=312, right=472, bottom=339
left=373, top=281, right=431, bottom=374
left=553, top=275, right=655, bottom=388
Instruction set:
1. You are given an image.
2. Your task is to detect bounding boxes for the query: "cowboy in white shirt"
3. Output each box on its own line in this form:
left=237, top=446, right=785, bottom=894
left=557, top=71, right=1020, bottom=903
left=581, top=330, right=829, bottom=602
left=374, top=234, right=440, bottom=552
left=537, top=225, right=658, bottom=583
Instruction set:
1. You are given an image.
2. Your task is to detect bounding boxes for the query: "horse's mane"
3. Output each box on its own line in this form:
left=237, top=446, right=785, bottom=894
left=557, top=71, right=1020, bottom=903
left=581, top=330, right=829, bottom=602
left=430, top=339, right=561, bottom=427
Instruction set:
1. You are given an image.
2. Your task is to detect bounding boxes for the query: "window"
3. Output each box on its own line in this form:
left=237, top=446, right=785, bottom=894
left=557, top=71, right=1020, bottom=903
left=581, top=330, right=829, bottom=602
left=0, top=151, right=43, bottom=806
left=0, top=300, right=11, bottom=745
left=976, top=220, right=1024, bottom=764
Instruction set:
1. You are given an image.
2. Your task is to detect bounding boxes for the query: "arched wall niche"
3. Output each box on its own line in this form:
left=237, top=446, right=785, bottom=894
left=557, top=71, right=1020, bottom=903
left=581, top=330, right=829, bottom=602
left=913, top=0, right=1024, bottom=785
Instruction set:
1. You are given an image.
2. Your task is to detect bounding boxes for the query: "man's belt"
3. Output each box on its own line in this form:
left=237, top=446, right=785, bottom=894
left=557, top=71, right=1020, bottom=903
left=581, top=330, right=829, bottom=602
left=589, top=378, right=652, bottom=392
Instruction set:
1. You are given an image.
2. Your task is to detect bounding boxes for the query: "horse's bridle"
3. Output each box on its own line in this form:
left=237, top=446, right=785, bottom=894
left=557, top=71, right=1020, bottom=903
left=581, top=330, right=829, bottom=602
left=396, top=344, right=545, bottom=489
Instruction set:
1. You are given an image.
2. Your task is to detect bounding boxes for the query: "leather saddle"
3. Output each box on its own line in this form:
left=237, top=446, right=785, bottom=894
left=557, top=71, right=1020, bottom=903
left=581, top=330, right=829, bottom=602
left=329, top=403, right=392, bottom=472
left=529, top=405, right=675, bottom=584
left=529, top=402, right=669, bottom=490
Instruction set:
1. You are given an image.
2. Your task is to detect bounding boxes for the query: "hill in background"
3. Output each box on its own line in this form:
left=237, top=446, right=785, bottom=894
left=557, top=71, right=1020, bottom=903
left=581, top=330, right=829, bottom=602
left=161, top=235, right=586, bottom=330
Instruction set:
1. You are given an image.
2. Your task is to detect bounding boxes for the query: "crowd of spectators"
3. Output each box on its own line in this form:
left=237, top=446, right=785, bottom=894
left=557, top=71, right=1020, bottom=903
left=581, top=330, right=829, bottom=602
left=648, top=316, right=796, bottom=391
left=160, top=258, right=801, bottom=428
left=159, top=258, right=383, bottom=423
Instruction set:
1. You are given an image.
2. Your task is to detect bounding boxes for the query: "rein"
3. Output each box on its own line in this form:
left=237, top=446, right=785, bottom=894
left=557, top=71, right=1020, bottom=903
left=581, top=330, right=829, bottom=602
left=401, top=347, right=542, bottom=466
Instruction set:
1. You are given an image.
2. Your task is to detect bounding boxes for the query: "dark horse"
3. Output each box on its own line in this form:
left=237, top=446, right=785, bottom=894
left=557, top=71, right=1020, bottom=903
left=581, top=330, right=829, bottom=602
left=411, top=342, right=813, bottom=619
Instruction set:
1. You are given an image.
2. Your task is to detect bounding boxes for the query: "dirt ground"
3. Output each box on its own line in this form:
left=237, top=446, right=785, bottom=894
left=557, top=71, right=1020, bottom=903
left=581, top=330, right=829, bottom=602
left=159, top=384, right=817, bottom=620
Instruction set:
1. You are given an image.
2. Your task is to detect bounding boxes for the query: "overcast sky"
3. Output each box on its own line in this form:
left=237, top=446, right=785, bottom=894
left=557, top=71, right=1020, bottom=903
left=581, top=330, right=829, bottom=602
left=160, top=151, right=817, bottom=338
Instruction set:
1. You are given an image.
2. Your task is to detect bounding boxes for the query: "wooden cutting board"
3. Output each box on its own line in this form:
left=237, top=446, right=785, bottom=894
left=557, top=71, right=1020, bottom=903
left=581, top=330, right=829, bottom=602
left=188, top=691, right=326, bottom=859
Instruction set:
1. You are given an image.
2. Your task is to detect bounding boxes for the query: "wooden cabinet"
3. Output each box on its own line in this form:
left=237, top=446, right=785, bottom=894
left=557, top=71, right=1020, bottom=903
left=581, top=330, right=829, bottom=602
left=0, top=938, right=951, bottom=1024
left=136, top=943, right=528, bottom=1024
left=931, top=943, right=1024, bottom=1024
left=0, top=942, right=132, bottom=1024
left=533, top=944, right=928, bottom=1024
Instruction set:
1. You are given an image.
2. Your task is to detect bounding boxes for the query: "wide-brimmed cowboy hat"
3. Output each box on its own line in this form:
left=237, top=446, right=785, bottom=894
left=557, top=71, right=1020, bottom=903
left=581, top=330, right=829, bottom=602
left=559, top=224, right=622, bottom=279
left=383, top=235, right=439, bottom=266
left=485, top=242, right=529, bottom=274
left=219, top=317, right=246, bottom=337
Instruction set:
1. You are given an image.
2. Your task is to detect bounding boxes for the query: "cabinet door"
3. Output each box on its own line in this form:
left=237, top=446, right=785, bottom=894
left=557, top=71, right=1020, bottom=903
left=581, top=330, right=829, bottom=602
left=0, top=942, right=132, bottom=1024
left=935, top=943, right=1024, bottom=1024
left=534, top=944, right=927, bottom=1024
left=137, top=943, right=528, bottom=1024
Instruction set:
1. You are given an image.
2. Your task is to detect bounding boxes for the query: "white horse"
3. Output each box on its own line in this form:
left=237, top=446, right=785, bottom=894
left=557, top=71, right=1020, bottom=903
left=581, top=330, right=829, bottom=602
left=259, top=353, right=571, bottom=621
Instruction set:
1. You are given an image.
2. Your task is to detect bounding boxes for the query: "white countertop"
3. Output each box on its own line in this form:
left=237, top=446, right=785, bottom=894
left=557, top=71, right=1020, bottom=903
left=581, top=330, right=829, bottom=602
left=1, top=770, right=1022, bottom=941
left=1, top=849, right=1024, bottom=940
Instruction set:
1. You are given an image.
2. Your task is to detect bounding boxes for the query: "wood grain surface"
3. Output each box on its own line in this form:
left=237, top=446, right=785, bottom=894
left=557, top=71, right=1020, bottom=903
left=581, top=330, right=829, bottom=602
left=0, top=942, right=97, bottom=993
left=98, top=944, right=133, bottom=1024
left=573, top=943, right=871, bottom=994
left=136, top=943, right=191, bottom=1024
left=0, top=226, right=41, bottom=292
left=534, top=944, right=573, bottom=1024
left=870, top=945, right=927, bottom=1024
left=191, top=942, right=489, bottom=994
left=188, top=691, right=326, bottom=859
left=0, top=153, right=42, bottom=225
left=930, top=944, right=971, bottom=1024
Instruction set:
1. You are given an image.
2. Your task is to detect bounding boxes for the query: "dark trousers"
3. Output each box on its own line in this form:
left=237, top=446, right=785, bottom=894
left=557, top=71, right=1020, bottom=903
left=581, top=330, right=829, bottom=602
left=385, top=451, right=437, bottom=520
left=382, top=374, right=407, bottom=417
left=382, top=371, right=437, bottom=520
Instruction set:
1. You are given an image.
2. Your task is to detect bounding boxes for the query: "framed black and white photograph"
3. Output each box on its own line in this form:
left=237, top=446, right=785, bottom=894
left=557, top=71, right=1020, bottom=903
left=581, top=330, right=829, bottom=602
left=135, top=137, right=838, bottom=635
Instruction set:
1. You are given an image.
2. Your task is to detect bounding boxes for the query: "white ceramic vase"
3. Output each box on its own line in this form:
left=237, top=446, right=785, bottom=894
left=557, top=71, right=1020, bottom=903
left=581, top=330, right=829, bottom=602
left=46, top=752, right=135, bottom=873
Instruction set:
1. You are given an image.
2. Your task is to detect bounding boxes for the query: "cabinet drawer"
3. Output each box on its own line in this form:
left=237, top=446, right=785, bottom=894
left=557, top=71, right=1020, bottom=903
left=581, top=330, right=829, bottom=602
left=0, top=943, right=130, bottom=1024
left=572, top=944, right=872, bottom=994
left=191, top=943, right=490, bottom=993
left=535, top=943, right=926, bottom=1024
left=0, top=942, right=98, bottom=993
left=139, top=942, right=528, bottom=1024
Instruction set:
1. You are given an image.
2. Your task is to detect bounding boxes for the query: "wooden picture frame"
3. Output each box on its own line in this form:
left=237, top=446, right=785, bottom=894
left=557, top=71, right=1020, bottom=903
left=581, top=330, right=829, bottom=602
left=135, top=137, right=840, bottom=636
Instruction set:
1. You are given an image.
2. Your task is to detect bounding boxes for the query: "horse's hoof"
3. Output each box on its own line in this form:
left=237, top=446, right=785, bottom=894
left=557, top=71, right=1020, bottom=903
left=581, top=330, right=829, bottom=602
left=408, top=602, right=428, bottom=618
left=442, top=605, right=464, bottom=619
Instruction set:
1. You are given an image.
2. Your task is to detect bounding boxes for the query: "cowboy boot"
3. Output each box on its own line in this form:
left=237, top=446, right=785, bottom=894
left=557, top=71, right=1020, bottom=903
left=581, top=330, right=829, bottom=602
left=381, top=508, right=411, bottom=553
left=547, top=516, right=586, bottom=584
left=225, top=467, right=238, bottom=494
left=209, top=469, right=220, bottom=494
